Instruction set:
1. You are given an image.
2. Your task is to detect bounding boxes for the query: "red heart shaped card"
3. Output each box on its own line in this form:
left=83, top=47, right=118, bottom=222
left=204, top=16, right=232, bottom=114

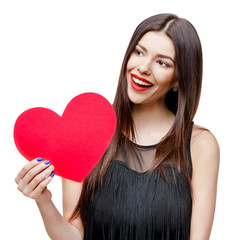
left=14, top=93, right=116, bottom=182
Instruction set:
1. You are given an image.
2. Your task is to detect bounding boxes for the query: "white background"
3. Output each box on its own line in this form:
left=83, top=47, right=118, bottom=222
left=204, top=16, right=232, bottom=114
left=0, top=0, right=239, bottom=239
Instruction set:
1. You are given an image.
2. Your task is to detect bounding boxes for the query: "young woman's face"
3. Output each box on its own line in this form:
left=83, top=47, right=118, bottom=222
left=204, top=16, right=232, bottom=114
left=126, top=31, right=177, bottom=105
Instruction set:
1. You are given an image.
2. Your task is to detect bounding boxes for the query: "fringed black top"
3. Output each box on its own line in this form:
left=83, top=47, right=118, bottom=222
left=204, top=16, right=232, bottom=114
left=84, top=125, right=193, bottom=240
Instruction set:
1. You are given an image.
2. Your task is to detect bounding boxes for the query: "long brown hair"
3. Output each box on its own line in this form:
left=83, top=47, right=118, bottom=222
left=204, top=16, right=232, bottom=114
left=70, top=13, right=203, bottom=226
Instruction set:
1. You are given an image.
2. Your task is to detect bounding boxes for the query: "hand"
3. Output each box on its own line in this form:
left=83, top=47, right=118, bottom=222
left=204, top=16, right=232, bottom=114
left=15, top=157, right=55, bottom=204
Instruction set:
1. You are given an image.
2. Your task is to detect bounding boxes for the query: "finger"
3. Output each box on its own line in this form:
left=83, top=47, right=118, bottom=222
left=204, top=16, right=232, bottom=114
left=15, top=157, right=44, bottom=184
left=22, top=164, right=55, bottom=195
left=17, top=160, right=52, bottom=191
left=29, top=173, right=55, bottom=199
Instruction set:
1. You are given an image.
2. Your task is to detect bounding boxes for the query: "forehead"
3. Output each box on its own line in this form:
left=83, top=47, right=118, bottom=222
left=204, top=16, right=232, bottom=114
left=137, top=31, right=175, bottom=59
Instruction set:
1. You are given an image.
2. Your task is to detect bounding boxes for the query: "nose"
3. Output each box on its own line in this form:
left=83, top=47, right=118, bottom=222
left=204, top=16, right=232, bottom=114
left=137, top=61, right=151, bottom=75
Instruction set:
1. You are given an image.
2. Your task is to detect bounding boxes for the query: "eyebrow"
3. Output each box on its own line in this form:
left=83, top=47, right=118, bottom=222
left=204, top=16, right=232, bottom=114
left=137, top=43, right=175, bottom=64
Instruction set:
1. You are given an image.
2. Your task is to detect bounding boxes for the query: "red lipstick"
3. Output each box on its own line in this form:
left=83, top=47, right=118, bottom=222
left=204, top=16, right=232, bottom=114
left=130, top=73, right=153, bottom=92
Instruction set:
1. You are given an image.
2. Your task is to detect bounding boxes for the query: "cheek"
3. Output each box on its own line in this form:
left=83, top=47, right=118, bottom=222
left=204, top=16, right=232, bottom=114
left=126, top=59, right=134, bottom=73
left=154, top=69, right=175, bottom=86
left=126, top=55, right=142, bottom=72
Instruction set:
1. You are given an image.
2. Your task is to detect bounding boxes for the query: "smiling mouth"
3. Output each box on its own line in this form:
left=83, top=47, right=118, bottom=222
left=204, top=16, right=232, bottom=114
left=130, top=73, right=153, bottom=91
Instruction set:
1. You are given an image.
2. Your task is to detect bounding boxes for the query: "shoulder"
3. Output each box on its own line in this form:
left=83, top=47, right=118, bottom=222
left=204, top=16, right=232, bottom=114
left=190, top=123, right=220, bottom=176
left=191, top=124, right=220, bottom=160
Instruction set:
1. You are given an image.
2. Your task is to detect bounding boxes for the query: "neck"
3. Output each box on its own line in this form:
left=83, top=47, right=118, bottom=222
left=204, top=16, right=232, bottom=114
left=132, top=101, right=175, bottom=145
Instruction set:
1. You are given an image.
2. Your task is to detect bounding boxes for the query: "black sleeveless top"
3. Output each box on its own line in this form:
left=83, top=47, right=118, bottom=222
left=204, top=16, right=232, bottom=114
left=84, top=125, right=193, bottom=240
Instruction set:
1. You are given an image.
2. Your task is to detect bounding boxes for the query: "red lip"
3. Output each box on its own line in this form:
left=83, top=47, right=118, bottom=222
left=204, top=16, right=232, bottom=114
left=130, top=74, right=153, bottom=92
left=131, top=73, right=153, bottom=85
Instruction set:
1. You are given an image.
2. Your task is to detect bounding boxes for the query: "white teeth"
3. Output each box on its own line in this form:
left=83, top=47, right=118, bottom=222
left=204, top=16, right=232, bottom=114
left=132, top=76, right=152, bottom=87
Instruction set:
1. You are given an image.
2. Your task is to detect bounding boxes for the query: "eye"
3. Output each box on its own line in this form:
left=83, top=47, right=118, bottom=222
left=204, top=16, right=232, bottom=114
left=157, top=60, right=169, bottom=68
left=134, top=48, right=144, bottom=57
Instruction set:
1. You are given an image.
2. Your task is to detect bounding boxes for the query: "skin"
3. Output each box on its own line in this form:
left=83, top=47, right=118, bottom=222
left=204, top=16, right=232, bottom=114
left=15, top=31, right=220, bottom=240
left=126, top=31, right=177, bottom=145
left=15, top=159, right=83, bottom=239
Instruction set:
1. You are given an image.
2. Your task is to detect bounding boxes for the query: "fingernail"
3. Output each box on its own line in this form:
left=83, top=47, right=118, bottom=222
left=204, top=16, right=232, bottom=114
left=49, top=165, right=54, bottom=170
left=50, top=173, right=55, bottom=177
left=37, top=157, right=43, bottom=162
left=44, top=160, right=50, bottom=165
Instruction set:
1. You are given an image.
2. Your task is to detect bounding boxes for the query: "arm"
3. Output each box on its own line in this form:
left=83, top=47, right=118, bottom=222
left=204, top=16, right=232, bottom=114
left=36, top=199, right=82, bottom=240
left=190, top=129, right=220, bottom=240
left=62, top=178, right=84, bottom=236
left=15, top=158, right=83, bottom=240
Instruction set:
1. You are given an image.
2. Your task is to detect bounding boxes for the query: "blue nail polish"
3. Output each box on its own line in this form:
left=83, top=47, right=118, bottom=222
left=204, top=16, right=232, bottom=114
left=37, top=157, right=43, bottom=162
left=44, top=160, right=50, bottom=165
left=50, top=173, right=55, bottom=177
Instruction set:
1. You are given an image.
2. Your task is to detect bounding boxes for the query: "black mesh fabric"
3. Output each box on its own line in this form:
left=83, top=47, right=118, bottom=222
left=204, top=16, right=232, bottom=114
left=84, top=124, right=193, bottom=240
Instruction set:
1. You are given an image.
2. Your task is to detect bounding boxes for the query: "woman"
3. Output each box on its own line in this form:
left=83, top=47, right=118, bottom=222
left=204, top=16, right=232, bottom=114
left=15, top=13, right=219, bottom=240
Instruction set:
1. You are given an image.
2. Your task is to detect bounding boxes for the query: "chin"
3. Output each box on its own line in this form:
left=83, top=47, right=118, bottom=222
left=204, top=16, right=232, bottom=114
left=127, top=93, right=153, bottom=106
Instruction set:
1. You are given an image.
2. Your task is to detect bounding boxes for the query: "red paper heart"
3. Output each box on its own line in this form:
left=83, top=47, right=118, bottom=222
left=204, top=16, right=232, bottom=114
left=14, top=93, right=116, bottom=182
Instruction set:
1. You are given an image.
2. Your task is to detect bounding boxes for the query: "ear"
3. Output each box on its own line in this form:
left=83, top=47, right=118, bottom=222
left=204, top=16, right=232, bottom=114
left=171, top=77, right=179, bottom=91
left=171, top=76, right=179, bottom=92
left=171, top=71, right=178, bottom=87
left=172, top=81, right=178, bottom=87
